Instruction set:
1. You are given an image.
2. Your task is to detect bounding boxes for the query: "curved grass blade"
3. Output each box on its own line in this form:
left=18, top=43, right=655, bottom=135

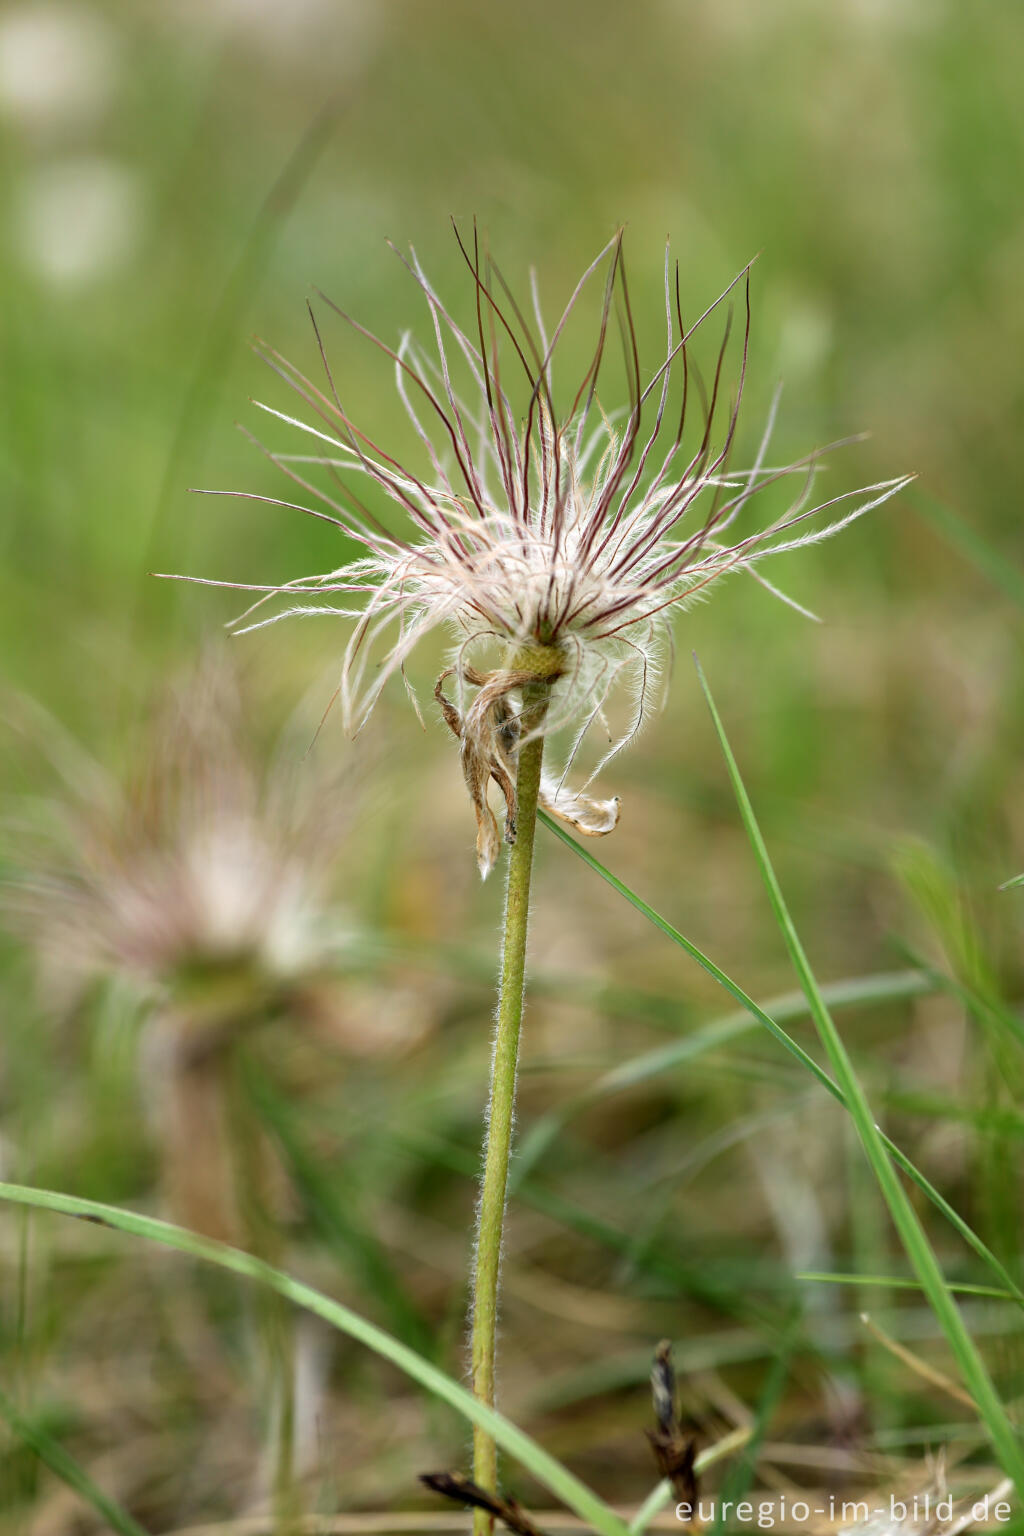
left=693, top=656, right=1024, bottom=1498
left=0, top=1386, right=150, bottom=1536
left=538, top=812, right=1023, bottom=1308
left=799, top=1272, right=1018, bottom=1302
left=397, top=1125, right=775, bottom=1329
left=513, top=970, right=933, bottom=1188
left=913, top=489, right=1024, bottom=611
left=533, top=1296, right=1013, bottom=1420
left=243, top=1058, right=436, bottom=1358
left=0, top=1181, right=629, bottom=1536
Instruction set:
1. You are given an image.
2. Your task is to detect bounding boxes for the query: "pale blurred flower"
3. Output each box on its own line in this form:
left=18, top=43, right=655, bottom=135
left=834, top=0, right=934, bottom=30
left=662, top=0, right=934, bottom=39
left=839, top=1461, right=1012, bottom=1536
left=0, top=3, right=117, bottom=134
left=163, top=231, right=910, bottom=874
left=776, top=294, right=834, bottom=382
left=14, top=156, right=143, bottom=286
left=7, top=660, right=348, bottom=1007
left=172, top=0, right=377, bottom=72
left=4, top=657, right=431, bottom=1237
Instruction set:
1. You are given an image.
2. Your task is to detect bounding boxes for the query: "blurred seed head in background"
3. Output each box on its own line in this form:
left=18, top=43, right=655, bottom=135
left=7, top=654, right=351, bottom=1003
left=3, top=652, right=433, bottom=1236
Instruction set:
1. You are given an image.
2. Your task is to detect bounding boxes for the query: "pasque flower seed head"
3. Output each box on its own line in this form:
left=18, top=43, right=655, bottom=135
left=161, top=229, right=911, bottom=874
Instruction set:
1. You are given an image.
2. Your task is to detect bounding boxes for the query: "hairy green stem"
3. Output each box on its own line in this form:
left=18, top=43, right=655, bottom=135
left=471, top=677, right=549, bottom=1530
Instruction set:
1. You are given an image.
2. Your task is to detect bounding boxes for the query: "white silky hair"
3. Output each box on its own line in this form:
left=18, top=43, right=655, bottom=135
left=157, top=233, right=912, bottom=865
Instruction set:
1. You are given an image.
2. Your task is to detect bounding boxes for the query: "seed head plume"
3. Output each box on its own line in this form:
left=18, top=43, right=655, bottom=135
left=157, top=226, right=911, bottom=875
left=3, top=654, right=429, bottom=1238
left=4, top=655, right=353, bottom=1005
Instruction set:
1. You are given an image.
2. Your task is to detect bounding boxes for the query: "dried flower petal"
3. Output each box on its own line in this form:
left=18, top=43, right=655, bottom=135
left=538, top=774, right=620, bottom=836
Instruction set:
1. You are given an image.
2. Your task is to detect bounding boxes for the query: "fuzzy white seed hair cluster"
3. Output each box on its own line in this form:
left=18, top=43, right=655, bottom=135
left=161, top=229, right=911, bottom=873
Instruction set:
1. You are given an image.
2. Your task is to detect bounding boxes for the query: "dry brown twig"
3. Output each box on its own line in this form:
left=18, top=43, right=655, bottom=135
left=420, top=1470, right=548, bottom=1536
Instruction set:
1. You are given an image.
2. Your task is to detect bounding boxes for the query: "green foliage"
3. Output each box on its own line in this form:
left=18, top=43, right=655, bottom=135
left=2, top=0, right=1023, bottom=1523
left=694, top=661, right=1024, bottom=1495
left=0, top=1181, right=630, bottom=1536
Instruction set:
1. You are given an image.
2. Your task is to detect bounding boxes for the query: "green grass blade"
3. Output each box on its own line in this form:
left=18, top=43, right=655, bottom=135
left=513, top=970, right=933, bottom=1188
left=539, top=812, right=1023, bottom=1308
left=913, top=489, right=1024, bottom=611
left=243, top=1058, right=436, bottom=1358
left=713, top=1309, right=800, bottom=1536
left=533, top=1296, right=1014, bottom=1419
left=398, top=1125, right=769, bottom=1325
left=339, top=926, right=707, bottom=1036
left=894, top=849, right=1024, bottom=1056
left=881, top=1085, right=1024, bottom=1142
left=0, top=1386, right=150, bottom=1536
left=0, top=1182, right=629, bottom=1536
left=798, top=1272, right=1018, bottom=1301
left=539, top=809, right=842, bottom=1097
left=694, top=657, right=1024, bottom=1497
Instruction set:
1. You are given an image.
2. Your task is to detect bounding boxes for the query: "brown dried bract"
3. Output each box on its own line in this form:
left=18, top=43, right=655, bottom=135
left=647, top=1339, right=699, bottom=1520
left=435, top=663, right=622, bottom=878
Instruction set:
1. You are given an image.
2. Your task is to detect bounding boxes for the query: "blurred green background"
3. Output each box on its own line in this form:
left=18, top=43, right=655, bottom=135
left=2, top=1, right=1024, bottom=1529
